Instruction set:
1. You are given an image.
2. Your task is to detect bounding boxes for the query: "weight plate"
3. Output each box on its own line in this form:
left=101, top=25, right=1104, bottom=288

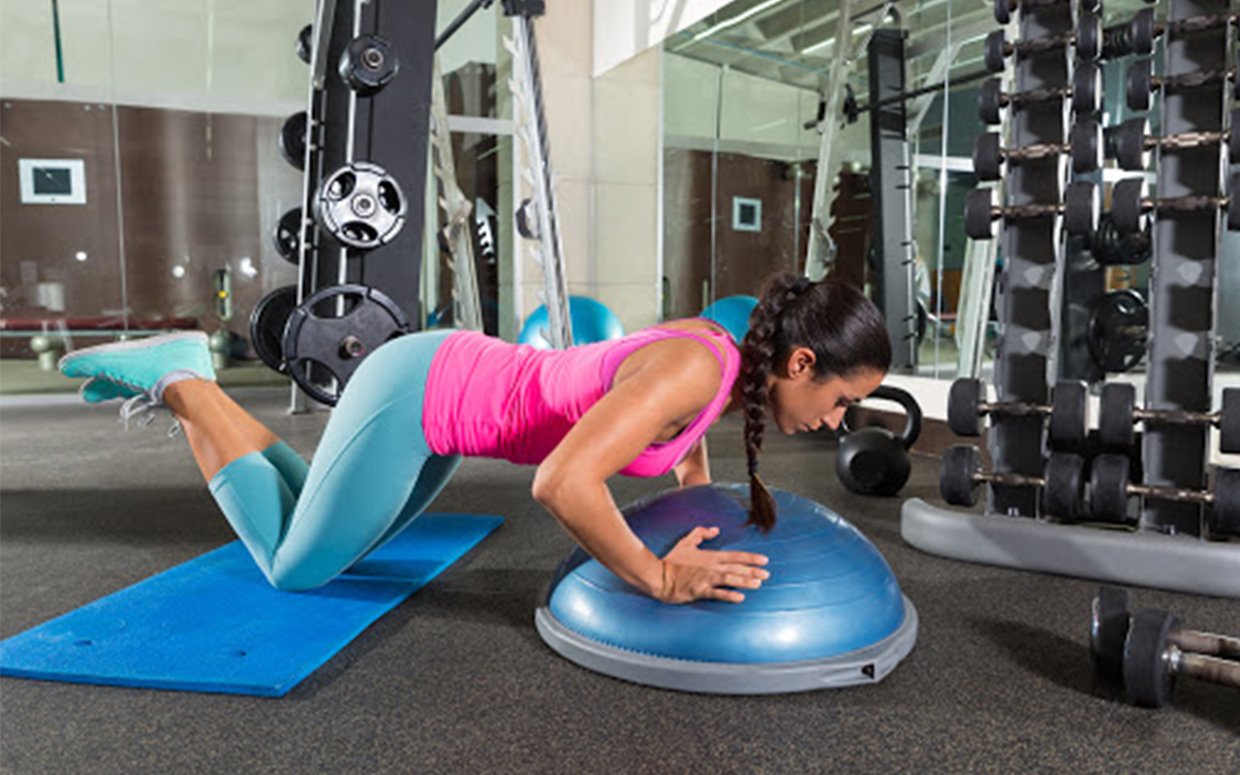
left=1123, top=608, right=1179, bottom=709
left=979, top=79, right=1004, bottom=125
left=948, top=378, right=984, bottom=437
left=282, top=283, right=411, bottom=406
left=1127, top=60, right=1153, bottom=113
left=1042, top=452, right=1084, bottom=520
left=1091, top=585, right=1132, bottom=681
left=1111, top=178, right=1146, bottom=236
left=1115, top=118, right=1149, bottom=171
left=1049, top=380, right=1087, bottom=448
left=273, top=207, right=308, bottom=264
left=339, top=34, right=399, bottom=95
left=279, top=111, right=308, bottom=171
left=296, top=24, right=313, bottom=64
left=1088, top=289, right=1148, bottom=373
left=1209, top=466, right=1240, bottom=537
left=1221, top=388, right=1240, bottom=454
left=1099, top=382, right=1137, bottom=449
left=1064, top=181, right=1098, bottom=237
left=1077, top=13, right=1101, bottom=62
left=1089, top=453, right=1132, bottom=524
left=1070, top=119, right=1102, bottom=175
left=1072, top=63, right=1101, bottom=116
left=973, top=133, right=1003, bottom=181
left=993, top=0, right=1011, bottom=25
left=249, top=285, right=299, bottom=373
left=941, top=445, right=982, bottom=507
left=315, top=162, right=407, bottom=251
left=984, top=30, right=1008, bottom=74
left=1130, top=8, right=1156, bottom=56
left=965, top=188, right=996, bottom=240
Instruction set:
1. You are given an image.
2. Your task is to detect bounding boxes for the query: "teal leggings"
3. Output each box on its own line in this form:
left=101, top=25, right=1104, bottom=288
left=208, top=330, right=461, bottom=590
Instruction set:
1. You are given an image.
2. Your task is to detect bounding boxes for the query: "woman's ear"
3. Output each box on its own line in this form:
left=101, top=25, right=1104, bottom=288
left=785, top=347, right=817, bottom=379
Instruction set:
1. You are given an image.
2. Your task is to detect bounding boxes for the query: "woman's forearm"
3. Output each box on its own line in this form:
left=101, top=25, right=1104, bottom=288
left=533, top=477, right=664, bottom=596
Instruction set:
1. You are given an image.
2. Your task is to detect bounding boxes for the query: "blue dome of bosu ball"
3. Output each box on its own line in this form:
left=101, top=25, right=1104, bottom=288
left=700, top=295, right=758, bottom=343
left=535, top=484, right=918, bottom=694
left=518, top=296, right=625, bottom=349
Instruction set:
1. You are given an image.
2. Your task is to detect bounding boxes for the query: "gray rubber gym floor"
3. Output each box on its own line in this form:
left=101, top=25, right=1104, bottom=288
left=2, top=388, right=1237, bottom=774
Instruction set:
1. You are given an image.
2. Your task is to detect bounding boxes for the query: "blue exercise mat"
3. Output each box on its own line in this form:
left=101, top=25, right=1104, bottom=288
left=0, top=513, right=502, bottom=697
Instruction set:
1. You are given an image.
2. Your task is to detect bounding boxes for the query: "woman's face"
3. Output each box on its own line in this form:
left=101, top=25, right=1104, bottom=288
left=767, top=348, right=885, bottom=435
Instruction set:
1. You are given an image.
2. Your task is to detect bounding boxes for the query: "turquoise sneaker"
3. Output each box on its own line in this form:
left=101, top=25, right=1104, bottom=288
left=59, top=332, right=215, bottom=428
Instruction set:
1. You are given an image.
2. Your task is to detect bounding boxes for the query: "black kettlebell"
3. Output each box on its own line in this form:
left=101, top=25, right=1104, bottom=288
left=835, top=385, right=922, bottom=497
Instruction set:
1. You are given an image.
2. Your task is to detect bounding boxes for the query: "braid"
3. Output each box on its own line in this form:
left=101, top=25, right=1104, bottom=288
left=739, top=273, right=809, bottom=531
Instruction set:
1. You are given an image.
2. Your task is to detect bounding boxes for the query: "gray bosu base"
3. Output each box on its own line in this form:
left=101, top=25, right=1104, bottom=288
left=533, top=596, right=918, bottom=695
left=902, top=499, right=1240, bottom=599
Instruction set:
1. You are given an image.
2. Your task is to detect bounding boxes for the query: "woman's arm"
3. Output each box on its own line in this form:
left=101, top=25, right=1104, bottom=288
left=673, top=437, right=711, bottom=488
left=532, top=340, right=766, bottom=603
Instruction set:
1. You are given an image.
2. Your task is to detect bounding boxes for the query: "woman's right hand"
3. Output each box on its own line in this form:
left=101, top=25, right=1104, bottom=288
left=655, top=526, right=770, bottom=604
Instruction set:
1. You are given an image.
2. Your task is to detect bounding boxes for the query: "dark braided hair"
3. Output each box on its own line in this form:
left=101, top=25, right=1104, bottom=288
left=739, top=272, right=892, bottom=530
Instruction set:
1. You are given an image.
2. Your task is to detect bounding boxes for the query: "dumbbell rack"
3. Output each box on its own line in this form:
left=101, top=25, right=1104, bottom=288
left=902, top=0, right=1240, bottom=598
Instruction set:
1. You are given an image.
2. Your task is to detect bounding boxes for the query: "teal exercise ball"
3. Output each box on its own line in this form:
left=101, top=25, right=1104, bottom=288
left=701, top=295, right=758, bottom=343
left=519, top=296, right=624, bottom=349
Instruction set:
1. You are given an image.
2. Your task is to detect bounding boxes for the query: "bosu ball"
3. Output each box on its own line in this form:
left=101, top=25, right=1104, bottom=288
left=535, top=484, right=918, bottom=694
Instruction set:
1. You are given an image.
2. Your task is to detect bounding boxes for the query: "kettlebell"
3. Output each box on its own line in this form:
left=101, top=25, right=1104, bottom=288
left=835, top=384, right=922, bottom=497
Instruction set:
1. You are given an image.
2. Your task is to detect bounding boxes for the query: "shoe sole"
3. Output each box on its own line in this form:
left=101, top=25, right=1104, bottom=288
left=58, top=331, right=209, bottom=372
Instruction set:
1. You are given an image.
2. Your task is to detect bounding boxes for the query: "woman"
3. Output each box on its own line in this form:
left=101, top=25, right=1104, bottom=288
left=59, top=273, right=890, bottom=604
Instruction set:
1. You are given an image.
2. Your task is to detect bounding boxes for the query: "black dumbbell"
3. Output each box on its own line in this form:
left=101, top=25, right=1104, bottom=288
left=965, top=181, right=1099, bottom=241
left=1127, top=55, right=1239, bottom=112
left=973, top=120, right=1102, bottom=181
left=296, top=24, right=313, bottom=65
left=941, top=444, right=1085, bottom=518
left=1088, top=453, right=1240, bottom=536
left=1090, top=586, right=1240, bottom=707
left=1114, top=110, right=1240, bottom=171
left=339, top=34, right=399, bottom=95
left=978, top=63, right=1101, bottom=125
left=984, top=15, right=1103, bottom=74
left=1128, top=7, right=1240, bottom=57
left=279, top=111, right=308, bottom=171
left=1088, top=212, right=1151, bottom=267
left=1098, top=382, right=1240, bottom=452
left=948, top=377, right=1088, bottom=447
left=1124, top=608, right=1240, bottom=709
left=994, top=0, right=1100, bottom=25
left=1110, top=174, right=1240, bottom=236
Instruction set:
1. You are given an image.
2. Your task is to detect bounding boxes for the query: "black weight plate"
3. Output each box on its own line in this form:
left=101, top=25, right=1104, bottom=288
left=1123, top=608, right=1179, bottom=708
left=1099, top=382, right=1137, bottom=449
left=941, top=445, right=982, bottom=507
left=1208, top=466, right=1240, bottom=537
left=948, top=378, right=985, bottom=437
left=1127, top=60, right=1152, bottom=112
left=1091, top=585, right=1132, bottom=681
left=1064, top=181, right=1098, bottom=237
left=1130, top=8, right=1156, bottom=56
left=1042, top=452, right=1084, bottom=520
left=249, top=285, right=298, bottom=373
left=1076, top=13, right=1101, bottom=62
left=1089, top=453, right=1133, bottom=524
left=965, top=188, right=996, bottom=240
left=1221, top=388, right=1240, bottom=454
left=985, top=30, right=1008, bottom=74
left=1115, top=118, right=1149, bottom=171
left=1112, top=178, right=1146, bottom=235
left=1071, top=119, right=1101, bottom=174
left=279, top=111, right=307, bottom=171
left=296, top=24, right=313, bottom=64
left=1072, top=63, right=1101, bottom=115
left=973, top=133, right=1003, bottom=181
left=1050, top=380, right=1087, bottom=448
left=1088, top=289, right=1148, bottom=373
left=339, top=34, right=399, bottom=95
left=272, top=208, right=306, bottom=264
left=994, top=0, right=1011, bottom=25
left=979, top=79, right=1004, bottom=125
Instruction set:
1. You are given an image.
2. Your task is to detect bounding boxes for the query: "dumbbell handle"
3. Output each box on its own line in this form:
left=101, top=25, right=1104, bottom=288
left=1132, top=406, right=1221, bottom=425
left=1171, top=648, right=1240, bottom=688
left=1146, top=129, right=1229, bottom=152
left=1009, top=85, right=1072, bottom=105
left=975, top=469, right=1044, bottom=488
left=1157, top=67, right=1235, bottom=91
left=978, top=400, right=1049, bottom=418
left=1141, top=194, right=1230, bottom=214
left=1172, top=629, right=1240, bottom=660
left=1126, top=481, right=1213, bottom=506
left=1005, top=142, right=1068, bottom=162
left=1157, top=12, right=1240, bottom=36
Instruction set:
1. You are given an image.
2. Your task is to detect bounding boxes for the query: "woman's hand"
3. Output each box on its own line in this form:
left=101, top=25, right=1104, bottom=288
left=656, top=526, right=770, bottom=604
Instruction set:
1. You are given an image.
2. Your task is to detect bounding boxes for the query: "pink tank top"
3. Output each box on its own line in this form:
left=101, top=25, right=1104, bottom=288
left=422, top=324, right=740, bottom=477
